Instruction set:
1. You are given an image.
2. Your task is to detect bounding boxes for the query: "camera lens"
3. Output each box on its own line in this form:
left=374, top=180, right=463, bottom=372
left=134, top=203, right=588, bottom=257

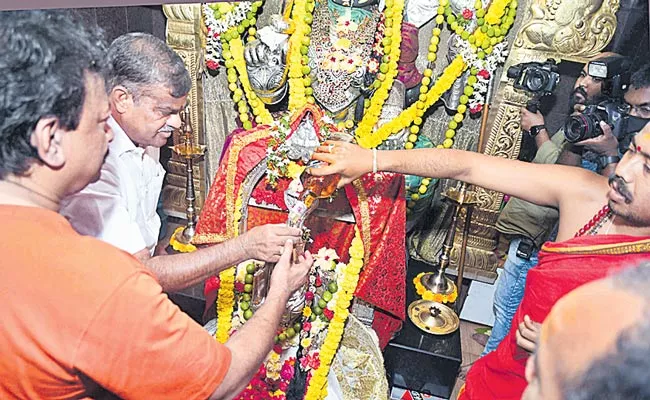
left=564, top=114, right=590, bottom=143
left=564, top=112, right=605, bottom=143
left=525, top=69, right=549, bottom=92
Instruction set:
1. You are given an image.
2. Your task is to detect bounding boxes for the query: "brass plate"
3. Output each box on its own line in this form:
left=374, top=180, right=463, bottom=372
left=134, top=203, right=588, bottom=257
left=408, top=299, right=460, bottom=335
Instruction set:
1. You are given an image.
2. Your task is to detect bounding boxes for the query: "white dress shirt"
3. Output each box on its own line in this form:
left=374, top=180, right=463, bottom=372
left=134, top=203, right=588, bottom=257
left=60, top=117, right=165, bottom=255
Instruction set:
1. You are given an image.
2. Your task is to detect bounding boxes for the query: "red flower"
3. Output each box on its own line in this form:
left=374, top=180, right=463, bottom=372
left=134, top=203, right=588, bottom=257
left=234, top=281, right=245, bottom=293
left=305, top=291, right=315, bottom=301
left=477, top=69, right=491, bottom=79
left=315, top=276, right=322, bottom=287
left=302, top=321, right=312, bottom=331
left=204, top=276, right=220, bottom=296
left=470, top=104, right=483, bottom=114
left=323, top=308, right=334, bottom=320
left=462, top=8, right=473, bottom=19
left=206, top=59, right=220, bottom=70
left=273, top=344, right=283, bottom=354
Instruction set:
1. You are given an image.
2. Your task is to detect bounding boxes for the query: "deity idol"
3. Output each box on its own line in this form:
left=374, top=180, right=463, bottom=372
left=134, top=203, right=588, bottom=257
left=192, top=0, right=517, bottom=397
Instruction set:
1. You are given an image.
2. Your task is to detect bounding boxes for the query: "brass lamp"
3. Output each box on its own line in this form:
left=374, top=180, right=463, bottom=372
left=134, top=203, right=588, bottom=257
left=170, top=104, right=206, bottom=244
left=408, top=181, right=477, bottom=335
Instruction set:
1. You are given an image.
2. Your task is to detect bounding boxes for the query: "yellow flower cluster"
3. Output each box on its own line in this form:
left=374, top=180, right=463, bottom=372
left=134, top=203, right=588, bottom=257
left=413, top=272, right=458, bottom=304
left=229, top=37, right=274, bottom=125
left=287, top=0, right=316, bottom=112
left=216, top=267, right=236, bottom=343
left=485, top=0, right=511, bottom=25
left=368, top=55, right=466, bottom=146
left=402, top=8, right=445, bottom=154
left=286, top=161, right=306, bottom=179
left=354, top=0, right=405, bottom=148
left=305, top=227, right=365, bottom=400
left=215, top=186, right=245, bottom=343
left=169, top=226, right=197, bottom=253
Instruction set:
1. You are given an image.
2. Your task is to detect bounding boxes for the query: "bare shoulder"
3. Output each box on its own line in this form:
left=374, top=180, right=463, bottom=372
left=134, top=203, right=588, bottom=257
left=555, top=169, right=611, bottom=240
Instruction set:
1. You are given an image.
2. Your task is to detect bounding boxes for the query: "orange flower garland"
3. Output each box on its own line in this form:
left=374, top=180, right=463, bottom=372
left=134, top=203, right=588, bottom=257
left=413, top=272, right=458, bottom=304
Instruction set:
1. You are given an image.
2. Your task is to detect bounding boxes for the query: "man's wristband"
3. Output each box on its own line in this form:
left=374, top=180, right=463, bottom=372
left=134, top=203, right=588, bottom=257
left=528, top=124, right=546, bottom=137
left=598, top=155, right=620, bottom=169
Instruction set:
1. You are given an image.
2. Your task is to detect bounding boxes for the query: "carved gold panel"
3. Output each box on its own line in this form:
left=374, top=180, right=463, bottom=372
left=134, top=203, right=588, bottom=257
left=451, top=0, right=620, bottom=282
left=514, top=0, right=620, bottom=63
left=162, top=3, right=207, bottom=219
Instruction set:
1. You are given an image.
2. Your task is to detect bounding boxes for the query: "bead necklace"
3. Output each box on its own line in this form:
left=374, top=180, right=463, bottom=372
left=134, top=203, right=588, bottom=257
left=574, top=205, right=613, bottom=237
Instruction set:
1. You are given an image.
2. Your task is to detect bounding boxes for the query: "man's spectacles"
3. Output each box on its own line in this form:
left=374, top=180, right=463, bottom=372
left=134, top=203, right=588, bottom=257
left=620, top=103, right=650, bottom=118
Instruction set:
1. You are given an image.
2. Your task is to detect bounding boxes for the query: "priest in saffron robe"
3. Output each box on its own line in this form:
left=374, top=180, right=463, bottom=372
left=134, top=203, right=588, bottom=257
left=310, top=124, right=650, bottom=400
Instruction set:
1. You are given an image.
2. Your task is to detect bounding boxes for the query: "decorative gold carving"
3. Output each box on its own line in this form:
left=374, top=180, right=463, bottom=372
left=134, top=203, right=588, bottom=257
left=163, top=4, right=207, bottom=219
left=514, top=0, right=620, bottom=62
left=453, top=0, right=620, bottom=283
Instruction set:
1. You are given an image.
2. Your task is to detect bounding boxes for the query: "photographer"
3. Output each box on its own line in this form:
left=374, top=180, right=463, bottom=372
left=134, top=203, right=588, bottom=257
left=558, top=61, right=650, bottom=173
left=482, top=53, right=626, bottom=356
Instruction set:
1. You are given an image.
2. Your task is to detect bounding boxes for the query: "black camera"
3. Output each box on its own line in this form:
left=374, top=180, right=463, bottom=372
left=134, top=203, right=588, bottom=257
left=507, top=59, right=560, bottom=95
left=564, top=100, right=627, bottom=143
left=564, top=55, right=633, bottom=143
left=565, top=101, right=650, bottom=144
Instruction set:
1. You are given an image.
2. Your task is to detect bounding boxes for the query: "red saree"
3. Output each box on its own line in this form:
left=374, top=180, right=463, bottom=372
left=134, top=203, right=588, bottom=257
left=460, top=234, right=650, bottom=400
left=192, top=105, right=407, bottom=348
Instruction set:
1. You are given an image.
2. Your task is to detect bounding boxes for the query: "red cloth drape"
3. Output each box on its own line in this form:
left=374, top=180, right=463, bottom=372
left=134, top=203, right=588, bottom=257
left=460, top=234, right=650, bottom=400
left=193, top=105, right=406, bottom=347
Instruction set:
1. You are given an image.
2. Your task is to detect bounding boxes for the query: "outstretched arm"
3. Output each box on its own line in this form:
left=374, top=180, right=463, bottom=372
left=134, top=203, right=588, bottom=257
left=209, top=240, right=313, bottom=400
left=310, top=141, right=608, bottom=210
left=136, top=224, right=302, bottom=292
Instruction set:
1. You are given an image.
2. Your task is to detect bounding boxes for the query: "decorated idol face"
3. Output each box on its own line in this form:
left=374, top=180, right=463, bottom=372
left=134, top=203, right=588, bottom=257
left=608, top=122, right=650, bottom=226
left=308, top=0, right=381, bottom=115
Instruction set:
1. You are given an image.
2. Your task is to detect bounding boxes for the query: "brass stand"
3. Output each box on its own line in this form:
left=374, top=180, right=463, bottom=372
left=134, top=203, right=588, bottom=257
left=408, top=182, right=477, bottom=334
left=171, top=105, right=206, bottom=244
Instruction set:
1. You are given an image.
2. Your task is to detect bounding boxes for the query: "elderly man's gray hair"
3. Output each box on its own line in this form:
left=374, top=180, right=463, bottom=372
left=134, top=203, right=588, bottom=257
left=106, top=32, right=191, bottom=100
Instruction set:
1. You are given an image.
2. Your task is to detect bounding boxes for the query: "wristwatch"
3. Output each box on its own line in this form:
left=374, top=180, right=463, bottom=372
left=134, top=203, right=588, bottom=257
left=598, top=155, right=620, bottom=169
left=527, top=124, right=547, bottom=137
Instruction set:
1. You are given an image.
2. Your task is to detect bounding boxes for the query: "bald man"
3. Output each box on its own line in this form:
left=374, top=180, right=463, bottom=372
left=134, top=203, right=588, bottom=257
left=522, top=263, right=650, bottom=400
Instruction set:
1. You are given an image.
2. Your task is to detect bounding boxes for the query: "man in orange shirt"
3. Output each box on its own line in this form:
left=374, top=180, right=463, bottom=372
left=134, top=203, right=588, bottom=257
left=0, top=10, right=312, bottom=399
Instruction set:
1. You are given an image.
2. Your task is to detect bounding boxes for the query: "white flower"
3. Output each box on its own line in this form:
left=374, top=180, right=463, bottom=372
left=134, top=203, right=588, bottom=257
left=314, top=247, right=339, bottom=271
left=310, top=317, right=327, bottom=333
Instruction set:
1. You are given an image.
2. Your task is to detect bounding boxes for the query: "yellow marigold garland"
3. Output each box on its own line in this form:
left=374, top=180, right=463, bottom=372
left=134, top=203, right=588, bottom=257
left=359, top=55, right=466, bottom=148
left=485, top=0, right=511, bottom=25
left=358, top=0, right=515, bottom=148
left=413, top=272, right=458, bottom=304
left=215, top=187, right=245, bottom=343
left=228, top=37, right=274, bottom=125
left=287, top=0, right=315, bottom=112
left=169, top=226, right=197, bottom=253
left=354, top=0, right=404, bottom=146
left=304, top=226, right=365, bottom=400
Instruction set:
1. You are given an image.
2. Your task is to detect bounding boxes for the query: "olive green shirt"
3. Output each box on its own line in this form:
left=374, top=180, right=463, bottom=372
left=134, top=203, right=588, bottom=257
left=495, top=130, right=567, bottom=248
